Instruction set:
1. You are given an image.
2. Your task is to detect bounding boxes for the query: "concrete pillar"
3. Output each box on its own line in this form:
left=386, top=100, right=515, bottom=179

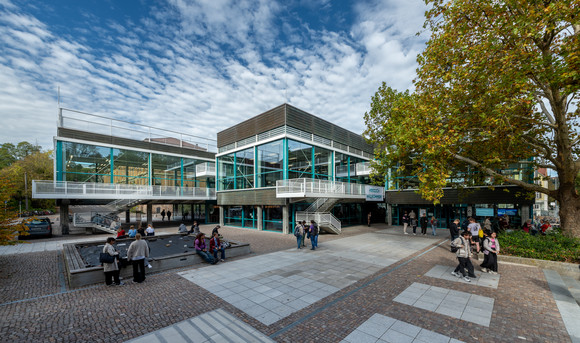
left=257, top=206, right=263, bottom=231
left=219, top=206, right=224, bottom=227
left=125, top=210, right=130, bottom=223
left=387, top=203, right=392, bottom=226
left=59, top=200, right=70, bottom=235
left=282, top=205, right=289, bottom=234
left=146, top=203, right=153, bottom=225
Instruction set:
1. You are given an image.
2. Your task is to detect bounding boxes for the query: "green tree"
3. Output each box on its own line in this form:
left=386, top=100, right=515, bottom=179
left=365, top=1, right=580, bottom=237
left=0, top=173, right=28, bottom=245
left=0, top=141, right=41, bottom=170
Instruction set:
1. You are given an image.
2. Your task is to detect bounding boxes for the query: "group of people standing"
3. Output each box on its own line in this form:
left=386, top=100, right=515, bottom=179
left=102, top=233, right=151, bottom=286
left=449, top=217, right=500, bottom=282
left=401, top=210, right=439, bottom=236
left=293, top=220, right=319, bottom=250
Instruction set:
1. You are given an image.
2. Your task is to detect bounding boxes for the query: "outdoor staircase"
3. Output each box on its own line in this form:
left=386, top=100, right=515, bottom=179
left=296, top=198, right=341, bottom=234
left=69, top=198, right=145, bottom=235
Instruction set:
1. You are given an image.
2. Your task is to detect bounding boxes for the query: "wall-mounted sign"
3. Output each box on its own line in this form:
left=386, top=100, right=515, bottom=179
left=365, top=185, right=384, bottom=201
left=498, top=208, right=517, bottom=216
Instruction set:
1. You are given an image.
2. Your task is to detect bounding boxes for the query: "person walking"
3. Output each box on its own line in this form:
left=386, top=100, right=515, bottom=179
left=194, top=233, right=216, bottom=264
left=161, top=209, right=166, bottom=221
left=430, top=216, right=438, bottom=236
left=467, top=217, right=481, bottom=255
left=480, top=231, right=500, bottom=274
left=402, top=211, right=410, bottom=235
left=167, top=210, right=172, bottom=221
left=449, top=219, right=460, bottom=243
left=420, top=213, right=429, bottom=235
left=309, top=220, right=319, bottom=250
left=102, top=237, right=123, bottom=286
left=209, top=231, right=226, bottom=262
left=294, top=221, right=304, bottom=249
left=367, top=212, right=372, bottom=227
left=126, top=233, right=150, bottom=283
left=451, top=231, right=477, bottom=282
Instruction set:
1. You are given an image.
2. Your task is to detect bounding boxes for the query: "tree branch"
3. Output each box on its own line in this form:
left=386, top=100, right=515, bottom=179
left=520, top=135, right=561, bottom=168
left=451, top=153, right=557, bottom=197
left=536, top=95, right=556, bottom=125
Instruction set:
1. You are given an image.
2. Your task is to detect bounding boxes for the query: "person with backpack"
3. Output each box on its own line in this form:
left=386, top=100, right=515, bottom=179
left=309, top=220, right=319, bottom=250
left=480, top=231, right=500, bottom=274
left=294, top=221, right=304, bottom=249
left=451, top=231, right=477, bottom=282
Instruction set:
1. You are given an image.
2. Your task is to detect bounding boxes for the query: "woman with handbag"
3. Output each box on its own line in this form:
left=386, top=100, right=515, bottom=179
left=102, top=237, right=123, bottom=286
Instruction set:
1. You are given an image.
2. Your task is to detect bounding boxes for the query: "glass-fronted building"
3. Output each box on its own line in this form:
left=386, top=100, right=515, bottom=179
left=216, top=104, right=376, bottom=233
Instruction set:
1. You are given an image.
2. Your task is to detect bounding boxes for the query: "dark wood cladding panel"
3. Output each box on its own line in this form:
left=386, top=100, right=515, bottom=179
left=286, top=105, right=373, bottom=154
left=217, top=105, right=285, bottom=147
left=217, top=188, right=285, bottom=206
left=58, top=128, right=215, bottom=159
left=386, top=186, right=534, bottom=205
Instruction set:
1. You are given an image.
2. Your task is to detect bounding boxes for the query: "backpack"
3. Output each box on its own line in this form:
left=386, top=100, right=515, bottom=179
left=294, top=226, right=301, bottom=237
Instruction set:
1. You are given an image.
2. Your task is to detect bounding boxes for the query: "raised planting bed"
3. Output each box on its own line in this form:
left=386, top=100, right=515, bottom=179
left=63, top=234, right=251, bottom=288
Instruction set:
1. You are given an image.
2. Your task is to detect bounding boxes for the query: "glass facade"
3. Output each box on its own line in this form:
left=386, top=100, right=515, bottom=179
left=257, top=140, right=284, bottom=187
left=263, top=205, right=283, bottom=232
left=57, top=140, right=214, bottom=188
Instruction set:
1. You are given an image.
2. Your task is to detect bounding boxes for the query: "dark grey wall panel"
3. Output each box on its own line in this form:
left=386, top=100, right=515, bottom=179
left=58, top=128, right=215, bottom=159
left=386, top=186, right=535, bottom=205
left=217, top=188, right=285, bottom=205
left=217, top=105, right=285, bottom=147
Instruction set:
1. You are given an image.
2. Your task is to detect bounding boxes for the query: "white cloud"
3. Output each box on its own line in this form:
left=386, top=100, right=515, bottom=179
left=0, top=0, right=429, bottom=150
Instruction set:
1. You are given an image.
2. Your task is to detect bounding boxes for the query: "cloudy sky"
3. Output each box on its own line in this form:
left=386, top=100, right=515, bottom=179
left=0, top=0, right=429, bottom=150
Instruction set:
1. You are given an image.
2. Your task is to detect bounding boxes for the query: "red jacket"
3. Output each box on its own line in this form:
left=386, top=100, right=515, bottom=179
left=209, top=236, right=221, bottom=251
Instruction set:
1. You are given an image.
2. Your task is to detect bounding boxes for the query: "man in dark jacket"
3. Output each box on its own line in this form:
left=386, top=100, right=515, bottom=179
left=420, top=213, right=429, bottom=235
left=449, top=219, right=460, bottom=243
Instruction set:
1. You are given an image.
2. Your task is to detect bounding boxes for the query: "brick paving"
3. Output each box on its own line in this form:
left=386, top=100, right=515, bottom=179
left=0, top=225, right=575, bottom=343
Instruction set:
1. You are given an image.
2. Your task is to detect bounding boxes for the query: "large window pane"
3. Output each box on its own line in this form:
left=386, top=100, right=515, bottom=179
left=263, top=205, right=283, bottom=232
left=314, top=146, right=331, bottom=180
left=61, top=142, right=111, bottom=183
left=151, top=153, right=181, bottom=186
left=257, top=140, right=283, bottom=187
left=288, top=140, right=312, bottom=179
left=112, top=148, right=149, bottom=185
left=236, top=148, right=254, bottom=189
left=218, top=154, right=235, bottom=190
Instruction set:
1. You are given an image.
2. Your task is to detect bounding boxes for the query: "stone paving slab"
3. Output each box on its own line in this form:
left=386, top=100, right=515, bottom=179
left=178, top=232, right=435, bottom=325
left=393, top=282, right=494, bottom=327
left=544, top=269, right=580, bottom=343
left=125, top=308, right=274, bottom=343
left=340, top=313, right=464, bottom=343
left=425, top=264, right=500, bottom=288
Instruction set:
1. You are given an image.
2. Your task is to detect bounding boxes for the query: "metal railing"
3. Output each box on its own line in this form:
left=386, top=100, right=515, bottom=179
left=276, top=178, right=366, bottom=198
left=73, top=212, right=118, bottom=234
left=59, top=108, right=217, bottom=153
left=295, top=212, right=341, bottom=234
left=32, top=180, right=216, bottom=200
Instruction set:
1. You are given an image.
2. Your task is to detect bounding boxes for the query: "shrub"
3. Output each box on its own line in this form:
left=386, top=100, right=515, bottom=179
left=499, top=230, right=580, bottom=264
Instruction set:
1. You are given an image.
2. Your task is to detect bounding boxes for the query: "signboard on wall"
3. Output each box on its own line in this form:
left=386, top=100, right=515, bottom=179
left=365, top=185, right=384, bottom=201
left=498, top=208, right=518, bottom=216
left=476, top=208, right=494, bottom=217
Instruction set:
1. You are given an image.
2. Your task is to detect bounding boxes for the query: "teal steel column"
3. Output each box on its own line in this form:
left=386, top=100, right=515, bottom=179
left=56, top=141, right=63, bottom=181
left=148, top=154, right=152, bottom=185
left=254, top=146, right=258, bottom=188
left=110, top=148, right=114, bottom=183
left=241, top=206, right=245, bottom=227
left=283, top=138, right=288, bottom=180
left=347, top=156, right=351, bottom=183
left=180, top=158, right=184, bottom=196
left=331, top=151, right=334, bottom=180
left=311, top=145, right=315, bottom=179
left=216, top=158, right=220, bottom=191
left=233, top=152, right=237, bottom=189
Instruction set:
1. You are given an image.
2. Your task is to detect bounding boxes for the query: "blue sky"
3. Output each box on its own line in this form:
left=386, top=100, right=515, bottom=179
left=0, top=0, right=428, bottom=149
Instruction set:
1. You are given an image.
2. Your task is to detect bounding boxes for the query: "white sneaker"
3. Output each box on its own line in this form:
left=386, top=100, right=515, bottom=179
left=481, top=267, right=488, bottom=273
left=451, top=271, right=461, bottom=278
left=463, top=277, right=471, bottom=282
left=489, top=271, right=497, bottom=275
left=404, top=232, right=408, bottom=235
left=147, top=264, right=152, bottom=269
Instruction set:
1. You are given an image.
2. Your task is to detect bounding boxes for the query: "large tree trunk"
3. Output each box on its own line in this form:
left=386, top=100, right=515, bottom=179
left=557, top=184, right=580, bottom=238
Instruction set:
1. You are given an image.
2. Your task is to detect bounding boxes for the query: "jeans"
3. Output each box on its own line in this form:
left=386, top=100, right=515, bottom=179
left=296, top=235, right=302, bottom=249
left=212, top=247, right=225, bottom=261
left=431, top=225, right=437, bottom=235
left=132, top=258, right=146, bottom=283
left=196, top=250, right=215, bottom=264
left=310, top=235, right=318, bottom=249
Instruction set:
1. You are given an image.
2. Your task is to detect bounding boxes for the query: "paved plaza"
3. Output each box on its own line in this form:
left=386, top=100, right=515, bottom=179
left=0, top=224, right=579, bottom=342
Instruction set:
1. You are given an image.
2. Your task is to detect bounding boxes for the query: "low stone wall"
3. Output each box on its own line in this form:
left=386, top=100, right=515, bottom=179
left=63, top=235, right=251, bottom=288
left=490, top=253, right=580, bottom=280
